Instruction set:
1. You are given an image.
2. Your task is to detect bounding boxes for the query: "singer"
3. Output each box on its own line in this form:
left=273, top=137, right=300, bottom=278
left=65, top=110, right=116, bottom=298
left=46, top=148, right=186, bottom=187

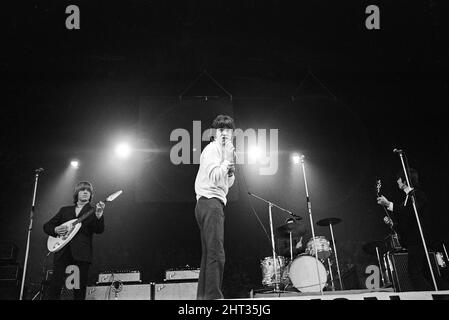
left=194, top=114, right=235, bottom=300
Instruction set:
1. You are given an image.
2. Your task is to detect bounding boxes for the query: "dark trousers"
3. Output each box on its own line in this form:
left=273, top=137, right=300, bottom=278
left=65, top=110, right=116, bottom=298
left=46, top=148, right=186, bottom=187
left=195, top=197, right=225, bottom=300
left=407, top=243, right=433, bottom=291
left=48, top=246, right=90, bottom=300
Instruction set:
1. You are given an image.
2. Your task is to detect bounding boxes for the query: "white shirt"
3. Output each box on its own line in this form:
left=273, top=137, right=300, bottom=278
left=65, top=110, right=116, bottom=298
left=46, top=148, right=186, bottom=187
left=194, top=140, right=235, bottom=205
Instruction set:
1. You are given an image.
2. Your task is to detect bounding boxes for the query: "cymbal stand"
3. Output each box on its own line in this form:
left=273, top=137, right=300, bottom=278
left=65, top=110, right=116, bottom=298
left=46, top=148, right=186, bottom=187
left=249, top=192, right=297, bottom=293
left=443, top=243, right=449, bottom=262
left=328, top=222, right=343, bottom=290
left=327, top=258, right=335, bottom=291
left=375, top=246, right=385, bottom=287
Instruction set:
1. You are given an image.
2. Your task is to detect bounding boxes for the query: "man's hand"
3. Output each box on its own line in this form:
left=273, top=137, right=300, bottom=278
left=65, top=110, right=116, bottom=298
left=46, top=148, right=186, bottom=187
left=383, top=216, right=393, bottom=227
left=95, top=201, right=105, bottom=219
left=377, top=196, right=391, bottom=207
left=227, top=163, right=235, bottom=177
left=55, top=225, right=69, bottom=236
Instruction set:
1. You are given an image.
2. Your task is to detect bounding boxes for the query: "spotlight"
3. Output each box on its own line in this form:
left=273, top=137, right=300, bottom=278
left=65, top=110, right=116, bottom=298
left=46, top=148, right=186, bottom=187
left=115, top=143, right=131, bottom=158
left=248, top=146, right=262, bottom=162
left=292, top=154, right=301, bottom=165
left=70, top=160, right=80, bottom=168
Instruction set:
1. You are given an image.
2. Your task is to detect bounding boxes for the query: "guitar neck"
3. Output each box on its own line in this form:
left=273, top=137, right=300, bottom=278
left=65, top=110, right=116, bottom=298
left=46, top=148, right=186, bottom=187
left=75, top=207, right=96, bottom=225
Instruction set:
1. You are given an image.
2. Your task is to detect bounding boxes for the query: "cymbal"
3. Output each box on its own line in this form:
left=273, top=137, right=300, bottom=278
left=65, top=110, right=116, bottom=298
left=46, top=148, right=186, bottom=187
left=317, top=217, right=342, bottom=226
left=276, top=221, right=307, bottom=238
left=362, top=240, right=387, bottom=256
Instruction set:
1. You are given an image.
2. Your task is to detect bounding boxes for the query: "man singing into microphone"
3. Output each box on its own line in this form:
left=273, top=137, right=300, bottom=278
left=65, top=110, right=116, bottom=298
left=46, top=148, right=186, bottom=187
left=194, top=114, right=236, bottom=300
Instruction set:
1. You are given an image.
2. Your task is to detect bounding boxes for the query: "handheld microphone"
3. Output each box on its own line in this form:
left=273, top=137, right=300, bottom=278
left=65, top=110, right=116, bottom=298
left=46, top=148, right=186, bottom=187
left=393, top=149, right=403, bottom=153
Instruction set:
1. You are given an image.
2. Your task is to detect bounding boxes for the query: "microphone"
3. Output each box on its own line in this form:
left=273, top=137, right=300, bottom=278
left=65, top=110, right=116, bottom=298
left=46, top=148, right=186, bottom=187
left=393, top=149, right=403, bottom=153
left=35, top=168, right=44, bottom=173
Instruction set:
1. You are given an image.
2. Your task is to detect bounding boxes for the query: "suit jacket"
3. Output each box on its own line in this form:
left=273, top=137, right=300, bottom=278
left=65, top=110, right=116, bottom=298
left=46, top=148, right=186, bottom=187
left=391, top=188, right=431, bottom=247
left=43, top=203, right=104, bottom=263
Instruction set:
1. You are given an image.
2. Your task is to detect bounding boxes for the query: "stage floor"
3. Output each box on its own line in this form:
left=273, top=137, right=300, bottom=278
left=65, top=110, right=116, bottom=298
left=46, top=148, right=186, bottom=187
left=248, top=289, right=449, bottom=300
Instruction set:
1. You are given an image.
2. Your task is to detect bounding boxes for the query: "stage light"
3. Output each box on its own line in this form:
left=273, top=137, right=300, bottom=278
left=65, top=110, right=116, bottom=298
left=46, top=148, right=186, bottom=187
left=292, top=153, right=301, bottom=165
left=70, top=160, right=80, bottom=168
left=248, top=146, right=262, bottom=162
left=115, top=143, right=132, bottom=158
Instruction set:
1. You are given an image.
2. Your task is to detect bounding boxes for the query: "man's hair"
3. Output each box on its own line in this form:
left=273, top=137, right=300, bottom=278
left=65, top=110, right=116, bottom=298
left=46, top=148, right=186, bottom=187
left=395, top=168, right=420, bottom=188
left=73, top=181, right=94, bottom=204
left=211, top=115, right=235, bottom=130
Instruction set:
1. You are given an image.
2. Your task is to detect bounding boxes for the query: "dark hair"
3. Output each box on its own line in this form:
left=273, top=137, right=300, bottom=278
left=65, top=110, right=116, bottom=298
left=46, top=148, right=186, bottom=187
left=395, top=168, right=420, bottom=188
left=211, top=115, right=235, bottom=130
left=73, top=181, right=94, bottom=203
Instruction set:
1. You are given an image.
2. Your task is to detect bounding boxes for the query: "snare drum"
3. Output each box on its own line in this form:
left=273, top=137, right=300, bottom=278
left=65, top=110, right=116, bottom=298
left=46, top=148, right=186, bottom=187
left=305, top=236, right=332, bottom=260
left=260, top=256, right=288, bottom=287
left=288, top=254, right=328, bottom=292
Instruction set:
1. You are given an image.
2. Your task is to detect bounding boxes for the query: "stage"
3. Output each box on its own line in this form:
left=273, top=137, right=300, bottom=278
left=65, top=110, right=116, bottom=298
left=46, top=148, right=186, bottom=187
left=249, top=289, right=449, bottom=300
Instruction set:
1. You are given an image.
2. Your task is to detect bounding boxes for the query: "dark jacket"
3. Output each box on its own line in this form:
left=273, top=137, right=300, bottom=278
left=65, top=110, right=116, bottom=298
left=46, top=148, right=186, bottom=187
left=391, top=188, right=431, bottom=247
left=43, top=203, right=104, bottom=263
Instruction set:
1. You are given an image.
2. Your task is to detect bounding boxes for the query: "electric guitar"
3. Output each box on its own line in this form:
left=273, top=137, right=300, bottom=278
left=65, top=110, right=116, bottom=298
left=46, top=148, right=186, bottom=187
left=47, top=190, right=123, bottom=253
left=376, top=179, right=401, bottom=248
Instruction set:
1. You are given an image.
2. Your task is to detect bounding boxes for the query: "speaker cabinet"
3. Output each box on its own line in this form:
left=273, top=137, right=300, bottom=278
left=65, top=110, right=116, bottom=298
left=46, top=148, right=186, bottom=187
left=85, top=284, right=152, bottom=300
left=385, top=251, right=441, bottom=292
left=154, top=282, right=198, bottom=300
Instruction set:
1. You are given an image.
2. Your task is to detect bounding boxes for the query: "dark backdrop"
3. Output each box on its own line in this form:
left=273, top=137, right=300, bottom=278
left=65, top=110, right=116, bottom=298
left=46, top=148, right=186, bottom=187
left=1, top=1, right=448, bottom=298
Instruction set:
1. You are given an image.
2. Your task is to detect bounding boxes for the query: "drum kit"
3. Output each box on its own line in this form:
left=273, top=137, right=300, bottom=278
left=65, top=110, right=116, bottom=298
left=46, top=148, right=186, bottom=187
left=260, top=217, right=344, bottom=293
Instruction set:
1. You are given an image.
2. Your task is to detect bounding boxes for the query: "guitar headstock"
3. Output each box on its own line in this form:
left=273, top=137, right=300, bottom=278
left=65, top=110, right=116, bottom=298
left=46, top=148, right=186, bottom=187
left=106, top=190, right=123, bottom=202
left=376, top=179, right=382, bottom=195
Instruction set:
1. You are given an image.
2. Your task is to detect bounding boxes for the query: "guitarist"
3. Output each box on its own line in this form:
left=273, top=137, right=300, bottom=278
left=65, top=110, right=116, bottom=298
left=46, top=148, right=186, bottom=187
left=43, top=181, right=105, bottom=300
left=376, top=169, right=434, bottom=291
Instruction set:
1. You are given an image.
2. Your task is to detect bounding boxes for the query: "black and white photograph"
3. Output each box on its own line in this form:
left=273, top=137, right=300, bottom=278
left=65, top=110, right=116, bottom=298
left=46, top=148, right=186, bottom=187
left=1, top=0, right=449, bottom=306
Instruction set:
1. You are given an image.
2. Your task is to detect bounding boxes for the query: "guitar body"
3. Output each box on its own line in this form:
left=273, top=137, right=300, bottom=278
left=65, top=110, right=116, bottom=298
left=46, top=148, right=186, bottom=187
left=46, top=190, right=123, bottom=253
left=47, top=219, right=82, bottom=253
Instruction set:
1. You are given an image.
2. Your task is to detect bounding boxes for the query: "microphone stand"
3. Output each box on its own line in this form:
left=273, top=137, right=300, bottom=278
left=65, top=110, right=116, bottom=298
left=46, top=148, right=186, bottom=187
left=299, top=155, right=324, bottom=295
left=248, top=192, right=299, bottom=293
left=395, top=150, right=438, bottom=291
left=20, top=168, right=43, bottom=300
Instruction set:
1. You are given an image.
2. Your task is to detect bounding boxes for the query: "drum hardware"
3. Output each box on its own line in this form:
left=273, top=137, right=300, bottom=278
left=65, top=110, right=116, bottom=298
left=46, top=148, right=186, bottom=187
left=249, top=192, right=300, bottom=293
left=443, top=243, right=449, bottom=263
left=327, top=258, right=335, bottom=291
left=317, top=217, right=343, bottom=290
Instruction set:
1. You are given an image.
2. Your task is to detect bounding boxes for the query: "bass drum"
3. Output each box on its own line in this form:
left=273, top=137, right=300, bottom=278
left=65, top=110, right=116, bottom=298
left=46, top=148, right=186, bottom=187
left=288, top=254, right=327, bottom=292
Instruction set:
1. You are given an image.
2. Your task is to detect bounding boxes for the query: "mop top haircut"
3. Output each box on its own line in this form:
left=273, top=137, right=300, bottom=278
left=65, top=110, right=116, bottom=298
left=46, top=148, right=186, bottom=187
left=396, top=168, right=420, bottom=188
left=211, top=115, right=235, bottom=130
left=73, top=181, right=94, bottom=204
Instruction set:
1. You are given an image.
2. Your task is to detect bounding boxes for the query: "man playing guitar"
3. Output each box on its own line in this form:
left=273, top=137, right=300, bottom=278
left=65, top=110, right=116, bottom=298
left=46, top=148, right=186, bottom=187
left=43, top=181, right=105, bottom=299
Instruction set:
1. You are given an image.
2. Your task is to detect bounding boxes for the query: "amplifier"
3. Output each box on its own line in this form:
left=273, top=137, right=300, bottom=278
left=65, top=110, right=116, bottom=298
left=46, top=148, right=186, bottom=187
left=385, top=251, right=441, bottom=292
left=0, top=265, right=21, bottom=285
left=0, top=242, right=18, bottom=264
left=165, top=268, right=200, bottom=281
left=86, top=284, right=151, bottom=300
left=154, top=282, right=198, bottom=300
left=97, top=270, right=141, bottom=284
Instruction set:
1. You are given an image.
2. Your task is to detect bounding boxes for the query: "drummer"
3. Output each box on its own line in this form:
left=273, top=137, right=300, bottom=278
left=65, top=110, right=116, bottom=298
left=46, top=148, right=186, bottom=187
left=275, top=218, right=310, bottom=259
